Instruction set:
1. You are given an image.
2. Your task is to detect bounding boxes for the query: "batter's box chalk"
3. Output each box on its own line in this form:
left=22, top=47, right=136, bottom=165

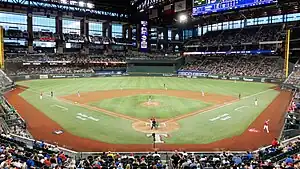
left=160, top=123, right=166, bottom=127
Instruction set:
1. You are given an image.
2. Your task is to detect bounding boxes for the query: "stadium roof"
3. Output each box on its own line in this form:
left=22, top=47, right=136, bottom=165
left=91, top=0, right=131, bottom=13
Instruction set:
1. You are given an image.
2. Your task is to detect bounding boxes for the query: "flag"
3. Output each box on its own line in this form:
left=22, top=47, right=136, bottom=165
left=175, top=0, right=186, bottom=12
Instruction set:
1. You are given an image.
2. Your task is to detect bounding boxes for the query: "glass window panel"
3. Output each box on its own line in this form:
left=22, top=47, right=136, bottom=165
left=222, top=22, right=228, bottom=30
left=272, top=15, right=283, bottom=23
left=212, top=24, right=217, bottom=31
left=257, top=17, right=268, bottom=25
left=233, top=20, right=241, bottom=29
left=197, top=26, right=202, bottom=36
left=62, top=19, right=80, bottom=29
left=217, top=23, right=222, bottom=30
left=33, top=26, right=55, bottom=32
left=246, top=18, right=255, bottom=26
left=228, top=21, right=234, bottom=29
left=33, top=16, right=55, bottom=27
left=89, top=22, right=102, bottom=36
left=0, top=23, right=27, bottom=31
left=240, top=20, right=245, bottom=28
left=202, top=25, right=207, bottom=34
left=89, top=22, right=102, bottom=31
left=286, top=13, right=300, bottom=22
left=0, top=12, right=26, bottom=24
left=112, top=23, right=123, bottom=38
left=207, top=25, right=211, bottom=31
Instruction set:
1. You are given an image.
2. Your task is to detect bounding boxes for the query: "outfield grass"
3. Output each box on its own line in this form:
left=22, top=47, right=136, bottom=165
left=90, top=94, right=212, bottom=119
left=16, top=77, right=278, bottom=144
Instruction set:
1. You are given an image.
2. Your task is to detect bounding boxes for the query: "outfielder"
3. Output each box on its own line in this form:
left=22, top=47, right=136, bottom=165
left=255, top=98, right=258, bottom=106
left=40, top=92, right=43, bottom=100
left=264, top=119, right=270, bottom=133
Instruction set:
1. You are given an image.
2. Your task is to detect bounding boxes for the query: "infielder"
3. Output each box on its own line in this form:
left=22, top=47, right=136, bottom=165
left=264, top=119, right=270, bottom=133
left=77, top=91, right=80, bottom=97
left=201, top=90, right=205, bottom=96
left=255, top=98, right=258, bottom=106
left=148, top=96, right=152, bottom=103
left=40, top=92, right=43, bottom=100
left=164, top=83, right=167, bottom=90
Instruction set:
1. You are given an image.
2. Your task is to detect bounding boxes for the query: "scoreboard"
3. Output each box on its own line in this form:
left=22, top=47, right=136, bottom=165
left=193, top=0, right=277, bottom=16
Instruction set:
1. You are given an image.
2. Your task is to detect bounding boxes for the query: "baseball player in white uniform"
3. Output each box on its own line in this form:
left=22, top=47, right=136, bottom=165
left=264, top=119, right=270, bottom=133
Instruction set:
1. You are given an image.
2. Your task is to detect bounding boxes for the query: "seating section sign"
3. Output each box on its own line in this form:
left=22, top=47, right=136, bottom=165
left=140, top=21, right=148, bottom=51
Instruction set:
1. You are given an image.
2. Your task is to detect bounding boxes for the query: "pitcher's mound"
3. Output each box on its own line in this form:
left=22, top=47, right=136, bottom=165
left=141, top=101, right=160, bottom=107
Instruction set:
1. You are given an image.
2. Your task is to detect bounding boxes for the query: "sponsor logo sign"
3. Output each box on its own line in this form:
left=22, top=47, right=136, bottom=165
left=221, top=76, right=227, bottom=80
left=243, top=77, right=253, bottom=82
left=230, top=77, right=239, bottom=80
left=208, top=75, right=219, bottom=79
left=163, top=74, right=174, bottom=77
left=39, top=75, right=48, bottom=79
left=53, top=75, right=66, bottom=78
left=177, top=71, right=208, bottom=77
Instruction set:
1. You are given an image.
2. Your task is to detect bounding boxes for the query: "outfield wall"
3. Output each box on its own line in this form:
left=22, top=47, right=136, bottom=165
left=8, top=72, right=283, bottom=84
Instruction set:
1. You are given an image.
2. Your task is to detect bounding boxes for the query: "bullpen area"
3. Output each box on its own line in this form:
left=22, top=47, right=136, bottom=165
left=4, top=77, right=292, bottom=152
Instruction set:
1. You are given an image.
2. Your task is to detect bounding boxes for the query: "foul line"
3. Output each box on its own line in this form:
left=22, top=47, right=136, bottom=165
left=50, top=104, right=68, bottom=111
left=165, top=89, right=274, bottom=123
left=234, top=106, right=249, bottom=111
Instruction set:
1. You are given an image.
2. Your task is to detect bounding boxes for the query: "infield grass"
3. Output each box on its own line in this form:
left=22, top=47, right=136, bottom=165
left=90, top=94, right=212, bottom=119
left=15, top=77, right=279, bottom=144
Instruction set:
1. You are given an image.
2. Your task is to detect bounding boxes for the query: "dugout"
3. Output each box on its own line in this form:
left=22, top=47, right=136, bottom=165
left=126, top=57, right=184, bottom=74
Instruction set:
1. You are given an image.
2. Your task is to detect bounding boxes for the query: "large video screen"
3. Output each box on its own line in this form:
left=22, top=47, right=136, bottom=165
left=193, top=0, right=277, bottom=16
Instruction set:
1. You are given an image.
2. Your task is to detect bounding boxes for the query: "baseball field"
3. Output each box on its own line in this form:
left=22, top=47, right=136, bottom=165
left=4, top=77, right=292, bottom=152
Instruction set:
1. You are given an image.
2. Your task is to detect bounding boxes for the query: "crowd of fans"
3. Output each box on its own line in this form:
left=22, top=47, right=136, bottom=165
left=186, top=24, right=284, bottom=47
left=285, top=65, right=300, bottom=86
left=180, top=55, right=284, bottom=78
left=0, top=132, right=299, bottom=169
left=7, top=66, right=95, bottom=76
left=5, top=53, right=127, bottom=63
left=0, top=133, right=168, bottom=169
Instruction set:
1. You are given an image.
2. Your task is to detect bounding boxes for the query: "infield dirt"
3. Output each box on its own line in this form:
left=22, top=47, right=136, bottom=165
left=4, top=86, right=292, bottom=152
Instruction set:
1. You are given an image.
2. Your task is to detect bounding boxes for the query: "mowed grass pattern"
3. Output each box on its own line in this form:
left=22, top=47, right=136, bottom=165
left=90, top=95, right=212, bottom=119
left=16, top=77, right=279, bottom=144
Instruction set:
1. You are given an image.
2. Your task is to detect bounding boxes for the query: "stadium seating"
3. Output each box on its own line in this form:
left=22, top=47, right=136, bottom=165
left=180, top=55, right=285, bottom=78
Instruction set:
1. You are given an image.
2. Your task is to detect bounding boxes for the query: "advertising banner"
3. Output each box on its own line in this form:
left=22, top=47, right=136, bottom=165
left=177, top=71, right=208, bottom=77
left=39, top=75, right=49, bottom=79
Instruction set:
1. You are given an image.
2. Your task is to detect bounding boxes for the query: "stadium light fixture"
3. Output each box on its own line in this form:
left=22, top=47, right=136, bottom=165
left=79, top=1, right=85, bottom=7
left=87, top=2, right=94, bottom=8
left=179, top=14, right=188, bottom=23
left=60, top=0, right=67, bottom=4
